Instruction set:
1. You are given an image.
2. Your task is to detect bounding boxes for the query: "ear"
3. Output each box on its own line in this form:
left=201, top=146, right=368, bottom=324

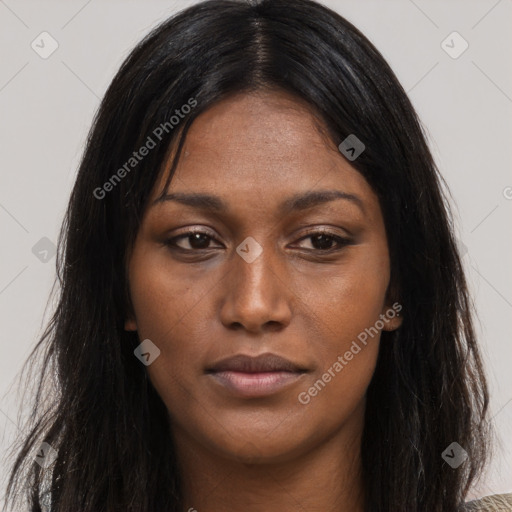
left=124, top=317, right=137, bottom=331
left=380, top=277, right=403, bottom=331
left=123, top=276, right=137, bottom=331
left=124, top=298, right=137, bottom=331
left=380, top=301, right=403, bottom=331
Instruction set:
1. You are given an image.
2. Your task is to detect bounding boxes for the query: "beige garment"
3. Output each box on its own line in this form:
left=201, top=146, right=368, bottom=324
left=462, top=493, right=512, bottom=511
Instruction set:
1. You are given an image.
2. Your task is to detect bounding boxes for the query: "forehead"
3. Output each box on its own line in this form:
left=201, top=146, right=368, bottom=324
left=152, top=91, right=376, bottom=214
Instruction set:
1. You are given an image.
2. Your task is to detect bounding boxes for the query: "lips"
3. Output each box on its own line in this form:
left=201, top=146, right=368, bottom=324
left=206, top=353, right=308, bottom=398
left=206, top=353, right=306, bottom=373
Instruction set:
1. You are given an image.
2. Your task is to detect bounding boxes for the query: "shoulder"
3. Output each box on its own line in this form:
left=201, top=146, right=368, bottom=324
left=461, top=493, right=512, bottom=511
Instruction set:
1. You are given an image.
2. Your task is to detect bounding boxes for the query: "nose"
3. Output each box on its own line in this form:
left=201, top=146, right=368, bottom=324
left=219, top=239, right=292, bottom=334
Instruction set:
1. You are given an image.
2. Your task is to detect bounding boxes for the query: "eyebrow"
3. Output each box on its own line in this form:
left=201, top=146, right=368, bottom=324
left=152, top=189, right=365, bottom=215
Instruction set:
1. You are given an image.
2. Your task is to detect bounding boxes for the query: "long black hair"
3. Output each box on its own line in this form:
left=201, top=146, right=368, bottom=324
left=5, top=0, right=492, bottom=510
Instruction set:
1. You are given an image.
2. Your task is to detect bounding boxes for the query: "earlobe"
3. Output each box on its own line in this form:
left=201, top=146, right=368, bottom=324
left=381, top=301, right=403, bottom=332
left=382, top=315, right=403, bottom=332
left=123, top=288, right=137, bottom=331
left=124, top=318, right=137, bottom=331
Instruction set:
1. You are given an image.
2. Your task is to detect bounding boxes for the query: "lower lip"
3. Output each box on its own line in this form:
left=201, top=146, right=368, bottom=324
left=208, top=371, right=306, bottom=398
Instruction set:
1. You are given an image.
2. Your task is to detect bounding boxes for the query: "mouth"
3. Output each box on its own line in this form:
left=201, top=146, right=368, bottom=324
left=205, top=353, right=308, bottom=398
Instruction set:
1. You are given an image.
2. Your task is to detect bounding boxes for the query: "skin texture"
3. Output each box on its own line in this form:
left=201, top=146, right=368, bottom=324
left=125, top=90, right=402, bottom=511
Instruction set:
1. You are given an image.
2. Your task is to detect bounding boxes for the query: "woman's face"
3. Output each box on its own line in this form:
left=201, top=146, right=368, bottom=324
left=125, top=90, right=401, bottom=463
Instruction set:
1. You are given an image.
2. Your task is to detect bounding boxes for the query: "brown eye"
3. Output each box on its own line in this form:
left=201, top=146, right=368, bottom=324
left=296, top=231, right=352, bottom=251
left=165, top=231, right=222, bottom=251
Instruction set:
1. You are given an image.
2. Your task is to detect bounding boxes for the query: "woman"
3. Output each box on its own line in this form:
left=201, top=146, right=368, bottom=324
left=5, top=0, right=511, bottom=510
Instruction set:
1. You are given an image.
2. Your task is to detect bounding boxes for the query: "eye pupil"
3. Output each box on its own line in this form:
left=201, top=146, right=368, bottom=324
left=311, top=234, right=335, bottom=250
left=189, top=233, right=211, bottom=249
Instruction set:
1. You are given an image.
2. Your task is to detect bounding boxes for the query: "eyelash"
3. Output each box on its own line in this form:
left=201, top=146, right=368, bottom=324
left=164, top=229, right=352, bottom=253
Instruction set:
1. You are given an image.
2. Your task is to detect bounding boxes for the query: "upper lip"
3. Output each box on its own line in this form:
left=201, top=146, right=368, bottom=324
left=206, top=353, right=307, bottom=373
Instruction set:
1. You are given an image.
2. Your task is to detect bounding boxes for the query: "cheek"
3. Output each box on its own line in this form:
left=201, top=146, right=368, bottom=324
left=295, top=249, right=390, bottom=346
left=291, top=248, right=388, bottom=401
left=292, top=278, right=385, bottom=428
left=128, top=247, right=211, bottom=337
left=127, top=252, right=209, bottom=394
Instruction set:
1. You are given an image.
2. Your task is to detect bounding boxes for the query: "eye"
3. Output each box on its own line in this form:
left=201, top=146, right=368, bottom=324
left=294, top=230, right=352, bottom=252
left=164, top=230, right=222, bottom=251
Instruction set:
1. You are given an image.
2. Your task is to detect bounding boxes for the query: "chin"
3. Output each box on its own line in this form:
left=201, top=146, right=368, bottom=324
left=201, top=426, right=313, bottom=465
